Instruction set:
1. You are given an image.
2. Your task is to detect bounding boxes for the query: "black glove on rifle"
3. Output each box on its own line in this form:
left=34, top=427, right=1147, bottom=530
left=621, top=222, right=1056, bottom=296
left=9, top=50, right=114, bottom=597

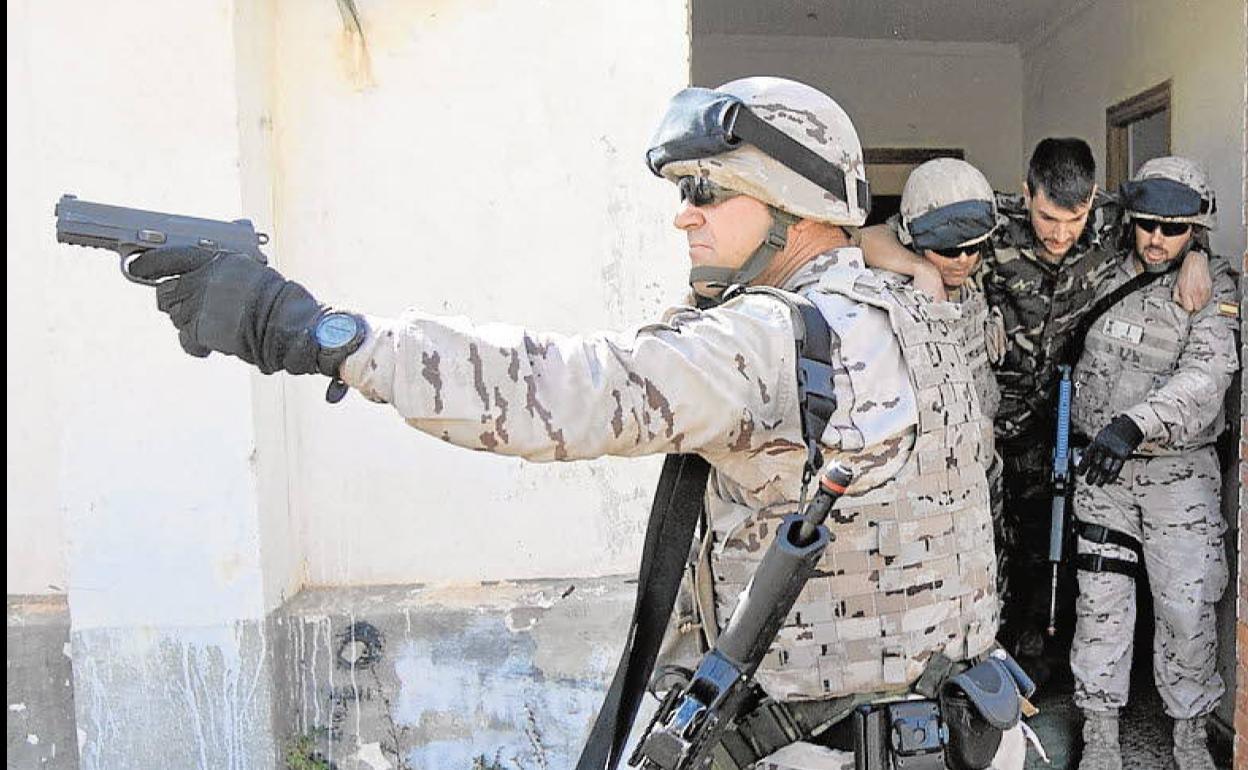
left=129, top=246, right=331, bottom=376
left=1077, top=414, right=1144, bottom=487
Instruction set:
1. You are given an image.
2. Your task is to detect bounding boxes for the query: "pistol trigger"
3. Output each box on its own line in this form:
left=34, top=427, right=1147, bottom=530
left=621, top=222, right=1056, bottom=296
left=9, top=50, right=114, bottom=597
left=119, top=252, right=159, bottom=287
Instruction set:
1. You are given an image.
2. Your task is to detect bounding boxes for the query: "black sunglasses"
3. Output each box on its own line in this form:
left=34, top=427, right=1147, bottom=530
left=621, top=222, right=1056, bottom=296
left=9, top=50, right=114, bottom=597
left=677, top=176, right=740, bottom=207
left=930, top=244, right=982, bottom=259
left=1135, top=218, right=1192, bottom=237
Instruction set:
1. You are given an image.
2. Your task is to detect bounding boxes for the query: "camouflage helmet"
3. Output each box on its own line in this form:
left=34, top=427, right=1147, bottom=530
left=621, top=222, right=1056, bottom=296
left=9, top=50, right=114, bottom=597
left=898, top=158, right=997, bottom=251
left=1122, top=156, right=1217, bottom=230
left=648, top=77, right=870, bottom=226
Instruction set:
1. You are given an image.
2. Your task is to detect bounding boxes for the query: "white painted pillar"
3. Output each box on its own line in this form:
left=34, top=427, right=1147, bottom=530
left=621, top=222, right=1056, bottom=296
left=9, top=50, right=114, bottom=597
left=9, top=1, right=291, bottom=766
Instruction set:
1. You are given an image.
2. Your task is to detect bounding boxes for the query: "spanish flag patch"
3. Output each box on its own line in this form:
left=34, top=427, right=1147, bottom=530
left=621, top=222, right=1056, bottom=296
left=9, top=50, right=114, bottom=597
left=1217, top=301, right=1240, bottom=319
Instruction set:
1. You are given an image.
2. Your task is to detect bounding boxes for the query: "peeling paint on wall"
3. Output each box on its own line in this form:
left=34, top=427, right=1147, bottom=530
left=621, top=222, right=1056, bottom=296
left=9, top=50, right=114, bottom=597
left=334, top=0, right=376, bottom=90
left=72, top=622, right=274, bottom=770
left=273, top=579, right=634, bottom=770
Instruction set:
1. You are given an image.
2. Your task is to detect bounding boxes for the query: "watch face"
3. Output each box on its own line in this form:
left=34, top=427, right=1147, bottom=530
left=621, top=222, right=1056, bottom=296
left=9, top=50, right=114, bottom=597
left=316, top=313, right=361, bottom=349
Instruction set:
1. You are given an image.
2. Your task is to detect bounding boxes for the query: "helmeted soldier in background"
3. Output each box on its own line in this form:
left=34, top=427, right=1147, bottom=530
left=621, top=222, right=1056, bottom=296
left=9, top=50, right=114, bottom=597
left=890, top=158, right=1007, bottom=600
left=1068, top=156, right=1238, bottom=770
left=856, top=140, right=1214, bottom=683
left=120, top=77, right=1027, bottom=769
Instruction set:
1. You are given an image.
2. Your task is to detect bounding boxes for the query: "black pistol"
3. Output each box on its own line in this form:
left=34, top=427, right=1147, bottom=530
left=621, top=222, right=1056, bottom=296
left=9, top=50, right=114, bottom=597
left=54, top=194, right=269, bottom=287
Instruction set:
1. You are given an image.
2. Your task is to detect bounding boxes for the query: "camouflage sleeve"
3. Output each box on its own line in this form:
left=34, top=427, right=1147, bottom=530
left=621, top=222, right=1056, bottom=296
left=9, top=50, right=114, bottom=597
left=1122, top=268, right=1241, bottom=443
left=993, top=191, right=1026, bottom=222
left=338, top=295, right=800, bottom=462
left=975, top=238, right=1007, bottom=315
left=1090, top=188, right=1123, bottom=247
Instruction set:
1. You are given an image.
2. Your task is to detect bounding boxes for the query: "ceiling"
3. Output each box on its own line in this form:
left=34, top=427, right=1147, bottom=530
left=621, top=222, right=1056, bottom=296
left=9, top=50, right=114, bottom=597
left=693, top=0, right=1086, bottom=44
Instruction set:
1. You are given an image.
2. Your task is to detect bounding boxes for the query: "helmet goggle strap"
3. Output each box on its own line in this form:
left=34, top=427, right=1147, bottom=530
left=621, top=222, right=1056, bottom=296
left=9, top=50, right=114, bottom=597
left=647, top=87, right=871, bottom=213
left=688, top=205, right=797, bottom=304
left=1120, top=178, right=1214, bottom=218
left=907, top=199, right=997, bottom=253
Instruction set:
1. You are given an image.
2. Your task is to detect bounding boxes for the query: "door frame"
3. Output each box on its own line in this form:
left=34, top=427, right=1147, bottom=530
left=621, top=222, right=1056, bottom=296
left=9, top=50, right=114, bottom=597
left=1105, top=80, right=1172, bottom=190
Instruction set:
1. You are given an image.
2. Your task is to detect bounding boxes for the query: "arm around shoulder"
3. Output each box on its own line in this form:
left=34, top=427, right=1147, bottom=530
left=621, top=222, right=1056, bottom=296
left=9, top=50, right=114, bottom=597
left=858, top=225, right=947, bottom=301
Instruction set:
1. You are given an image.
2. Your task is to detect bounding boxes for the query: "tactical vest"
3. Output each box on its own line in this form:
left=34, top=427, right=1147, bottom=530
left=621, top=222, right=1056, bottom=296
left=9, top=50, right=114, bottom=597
left=1071, top=271, right=1225, bottom=454
left=957, top=288, right=1001, bottom=426
left=704, top=269, right=998, bottom=700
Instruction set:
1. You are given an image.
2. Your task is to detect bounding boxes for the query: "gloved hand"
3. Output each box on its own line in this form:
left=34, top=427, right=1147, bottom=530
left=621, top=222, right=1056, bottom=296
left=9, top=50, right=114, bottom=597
left=1077, top=415, right=1144, bottom=486
left=129, top=246, right=328, bottom=375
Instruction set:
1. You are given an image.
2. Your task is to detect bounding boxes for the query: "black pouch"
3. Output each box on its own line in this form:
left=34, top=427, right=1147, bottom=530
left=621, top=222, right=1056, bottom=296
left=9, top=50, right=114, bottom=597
left=940, top=653, right=1033, bottom=770
left=853, top=700, right=948, bottom=770
left=940, top=690, right=1001, bottom=770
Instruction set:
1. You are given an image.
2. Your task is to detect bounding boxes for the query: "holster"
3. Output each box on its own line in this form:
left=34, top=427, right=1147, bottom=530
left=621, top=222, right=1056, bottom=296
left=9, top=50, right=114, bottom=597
left=853, top=700, right=946, bottom=770
left=852, top=652, right=1034, bottom=770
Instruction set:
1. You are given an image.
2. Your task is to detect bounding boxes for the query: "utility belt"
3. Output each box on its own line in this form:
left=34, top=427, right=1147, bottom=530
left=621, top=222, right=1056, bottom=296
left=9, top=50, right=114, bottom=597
left=706, top=651, right=1036, bottom=770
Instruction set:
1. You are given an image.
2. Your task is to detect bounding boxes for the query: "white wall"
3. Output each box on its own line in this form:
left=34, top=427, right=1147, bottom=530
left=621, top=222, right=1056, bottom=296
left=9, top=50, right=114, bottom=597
left=693, top=34, right=1025, bottom=192
left=5, top=0, right=283, bottom=628
left=1022, top=0, right=1247, bottom=260
left=7, top=0, right=693, bottom=597
left=272, top=0, right=691, bottom=585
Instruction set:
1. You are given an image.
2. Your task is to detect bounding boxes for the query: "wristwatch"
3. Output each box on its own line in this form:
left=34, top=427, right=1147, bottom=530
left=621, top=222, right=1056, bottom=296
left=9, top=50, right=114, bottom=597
left=313, top=311, right=368, bottom=403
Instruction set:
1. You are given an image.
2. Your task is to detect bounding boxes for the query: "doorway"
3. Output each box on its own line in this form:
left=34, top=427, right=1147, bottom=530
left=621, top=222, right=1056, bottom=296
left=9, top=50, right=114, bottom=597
left=862, top=147, right=966, bottom=227
left=1106, top=80, right=1172, bottom=190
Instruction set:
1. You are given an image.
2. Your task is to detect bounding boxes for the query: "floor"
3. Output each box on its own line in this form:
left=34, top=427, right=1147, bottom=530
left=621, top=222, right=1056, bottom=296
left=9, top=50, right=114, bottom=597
left=1021, top=652, right=1233, bottom=769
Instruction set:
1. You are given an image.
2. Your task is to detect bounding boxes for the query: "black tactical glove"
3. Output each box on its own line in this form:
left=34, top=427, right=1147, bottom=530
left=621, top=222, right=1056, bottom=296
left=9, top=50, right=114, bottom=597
left=129, top=246, right=329, bottom=375
left=1077, top=414, right=1145, bottom=487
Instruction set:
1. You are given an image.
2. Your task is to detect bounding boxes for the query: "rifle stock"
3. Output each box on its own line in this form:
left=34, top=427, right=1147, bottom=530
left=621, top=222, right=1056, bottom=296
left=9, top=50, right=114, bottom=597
left=630, top=464, right=853, bottom=770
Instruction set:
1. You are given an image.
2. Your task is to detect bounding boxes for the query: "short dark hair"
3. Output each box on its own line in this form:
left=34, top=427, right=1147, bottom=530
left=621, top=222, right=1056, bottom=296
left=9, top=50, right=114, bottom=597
left=1026, top=138, right=1096, bottom=209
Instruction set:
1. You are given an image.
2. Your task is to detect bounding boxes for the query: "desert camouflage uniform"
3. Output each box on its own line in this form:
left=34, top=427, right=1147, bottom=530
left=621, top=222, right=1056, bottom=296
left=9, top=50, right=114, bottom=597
left=1068, top=253, right=1238, bottom=718
left=978, top=193, right=1120, bottom=647
left=886, top=208, right=1009, bottom=610
left=951, top=283, right=1006, bottom=612
left=341, top=249, right=1001, bottom=768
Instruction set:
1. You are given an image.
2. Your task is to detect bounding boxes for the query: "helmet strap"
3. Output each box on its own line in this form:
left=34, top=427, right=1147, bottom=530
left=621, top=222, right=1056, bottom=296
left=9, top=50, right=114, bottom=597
left=688, top=206, right=797, bottom=304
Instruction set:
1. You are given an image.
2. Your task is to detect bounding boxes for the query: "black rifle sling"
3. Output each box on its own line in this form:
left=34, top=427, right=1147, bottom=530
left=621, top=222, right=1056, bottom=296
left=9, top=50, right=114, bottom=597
left=1067, top=257, right=1180, bottom=367
left=577, top=288, right=836, bottom=770
left=576, top=452, right=710, bottom=770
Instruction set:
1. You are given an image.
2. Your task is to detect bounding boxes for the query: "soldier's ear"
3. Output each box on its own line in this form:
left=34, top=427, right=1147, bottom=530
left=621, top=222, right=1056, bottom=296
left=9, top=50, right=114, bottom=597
left=1022, top=180, right=1031, bottom=203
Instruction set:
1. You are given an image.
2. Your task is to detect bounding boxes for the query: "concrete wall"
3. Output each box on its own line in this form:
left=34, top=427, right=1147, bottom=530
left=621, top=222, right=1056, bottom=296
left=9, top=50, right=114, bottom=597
left=8, top=0, right=691, bottom=766
left=1021, top=0, right=1248, bottom=261
left=7, top=596, right=77, bottom=768
left=692, top=34, right=1025, bottom=191
left=8, top=0, right=290, bottom=764
left=270, top=579, right=636, bottom=770
left=270, top=0, right=690, bottom=587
